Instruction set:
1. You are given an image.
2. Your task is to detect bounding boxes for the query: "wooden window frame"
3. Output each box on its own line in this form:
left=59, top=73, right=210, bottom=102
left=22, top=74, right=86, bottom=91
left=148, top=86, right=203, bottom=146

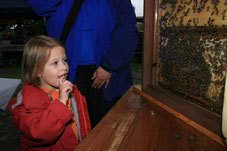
left=142, top=0, right=224, bottom=141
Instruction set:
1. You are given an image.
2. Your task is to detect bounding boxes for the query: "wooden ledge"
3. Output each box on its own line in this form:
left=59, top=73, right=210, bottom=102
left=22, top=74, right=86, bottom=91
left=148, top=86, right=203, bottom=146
left=74, top=86, right=227, bottom=150
left=133, top=87, right=227, bottom=147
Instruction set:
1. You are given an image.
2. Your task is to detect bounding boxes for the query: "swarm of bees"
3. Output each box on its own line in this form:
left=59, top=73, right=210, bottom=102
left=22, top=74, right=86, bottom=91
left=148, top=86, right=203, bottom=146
left=158, top=0, right=227, bottom=115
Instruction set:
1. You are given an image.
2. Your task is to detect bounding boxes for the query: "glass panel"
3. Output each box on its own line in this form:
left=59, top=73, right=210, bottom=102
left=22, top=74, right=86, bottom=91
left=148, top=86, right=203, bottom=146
left=158, top=0, right=227, bottom=115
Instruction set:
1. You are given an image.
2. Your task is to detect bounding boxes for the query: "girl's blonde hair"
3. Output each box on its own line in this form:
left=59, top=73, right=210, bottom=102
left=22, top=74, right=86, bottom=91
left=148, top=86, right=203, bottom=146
left=22, top=35, right=65, bottom=87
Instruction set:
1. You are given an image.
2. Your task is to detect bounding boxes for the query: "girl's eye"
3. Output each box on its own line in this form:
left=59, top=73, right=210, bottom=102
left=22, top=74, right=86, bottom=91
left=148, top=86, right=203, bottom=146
left=52, top=61, right=58, bottom=65
left=63, top=59, right=67, bottom=63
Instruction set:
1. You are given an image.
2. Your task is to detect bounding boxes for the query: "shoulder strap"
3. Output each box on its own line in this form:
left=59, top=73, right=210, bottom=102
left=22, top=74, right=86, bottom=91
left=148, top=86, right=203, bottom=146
left=60, top=0, right=85, bottom=43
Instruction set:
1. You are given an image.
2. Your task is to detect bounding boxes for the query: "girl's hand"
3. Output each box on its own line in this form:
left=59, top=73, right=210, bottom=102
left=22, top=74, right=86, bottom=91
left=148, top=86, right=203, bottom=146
left=59, top=77, right=73, bottom=105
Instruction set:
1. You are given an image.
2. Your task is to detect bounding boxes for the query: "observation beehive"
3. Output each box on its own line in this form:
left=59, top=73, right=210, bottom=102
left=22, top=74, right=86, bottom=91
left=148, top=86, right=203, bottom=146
left=157, top=0, right=227, bottom=115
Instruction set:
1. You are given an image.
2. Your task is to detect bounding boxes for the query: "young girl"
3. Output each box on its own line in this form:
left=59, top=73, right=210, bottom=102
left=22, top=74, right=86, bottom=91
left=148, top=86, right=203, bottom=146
left=8, top=35, right=91, bottom=151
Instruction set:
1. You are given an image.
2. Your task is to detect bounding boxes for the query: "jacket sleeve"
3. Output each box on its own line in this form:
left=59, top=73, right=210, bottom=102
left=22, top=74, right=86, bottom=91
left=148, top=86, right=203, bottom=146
left=100, top=0, right=139, bottom=72
left=16, top=100, right=73, bottom=146
left=26, top=0, right=62, bottom=17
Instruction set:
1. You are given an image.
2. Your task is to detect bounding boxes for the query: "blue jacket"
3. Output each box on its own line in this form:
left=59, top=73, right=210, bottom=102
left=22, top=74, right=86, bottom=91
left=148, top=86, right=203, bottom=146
left=27, top=0, right=138, bottom=101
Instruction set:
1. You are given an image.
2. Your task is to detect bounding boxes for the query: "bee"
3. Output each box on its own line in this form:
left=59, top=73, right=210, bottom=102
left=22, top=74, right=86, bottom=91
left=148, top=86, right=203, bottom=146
left=193, top=18, right=197, bottom=26
left=211, top=11, right=215, bottom=16
left=188, top=0, right=192, bottom=5
left=224, top=1, right=227, bottom=5
left=183, top=8, right=190, bottom=16
left=193, top=4, right=196, bottom=13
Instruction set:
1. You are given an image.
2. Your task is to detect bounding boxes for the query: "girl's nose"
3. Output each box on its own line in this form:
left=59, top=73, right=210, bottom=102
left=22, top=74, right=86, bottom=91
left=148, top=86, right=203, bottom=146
left=61, top=62, right=68, bottom=71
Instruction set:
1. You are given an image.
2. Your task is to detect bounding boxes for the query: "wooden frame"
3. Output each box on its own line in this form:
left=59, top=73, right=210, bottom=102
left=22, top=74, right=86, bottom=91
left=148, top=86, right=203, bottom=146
left=142, top=0, right=226, bottom=145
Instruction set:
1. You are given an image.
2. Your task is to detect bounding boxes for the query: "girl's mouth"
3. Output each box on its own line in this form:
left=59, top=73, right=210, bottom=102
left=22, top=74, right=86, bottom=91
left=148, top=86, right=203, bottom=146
left=59, top=74, right=67, bottom=80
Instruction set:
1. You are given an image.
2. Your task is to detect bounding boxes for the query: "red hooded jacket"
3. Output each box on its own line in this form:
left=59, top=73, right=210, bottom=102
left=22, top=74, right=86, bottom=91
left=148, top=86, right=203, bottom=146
left=8, top=84, right=91, bottom=151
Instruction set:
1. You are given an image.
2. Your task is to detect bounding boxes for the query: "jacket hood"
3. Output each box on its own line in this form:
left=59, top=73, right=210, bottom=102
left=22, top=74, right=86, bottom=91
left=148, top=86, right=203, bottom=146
left=8, top=84, right=51, bottom=115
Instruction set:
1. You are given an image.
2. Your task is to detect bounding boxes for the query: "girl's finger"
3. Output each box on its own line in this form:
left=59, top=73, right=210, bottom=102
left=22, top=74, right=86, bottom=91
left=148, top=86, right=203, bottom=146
left=59, top=76, right=64, bottom=85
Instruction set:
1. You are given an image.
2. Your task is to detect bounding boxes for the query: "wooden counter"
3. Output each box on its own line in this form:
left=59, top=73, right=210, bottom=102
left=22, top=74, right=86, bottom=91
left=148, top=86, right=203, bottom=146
left=74, top=86, right=227, bottom=151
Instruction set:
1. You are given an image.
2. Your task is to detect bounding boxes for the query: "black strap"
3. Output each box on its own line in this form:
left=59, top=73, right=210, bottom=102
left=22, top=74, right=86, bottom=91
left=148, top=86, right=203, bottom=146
left=60, top=0, right=85, bottom=43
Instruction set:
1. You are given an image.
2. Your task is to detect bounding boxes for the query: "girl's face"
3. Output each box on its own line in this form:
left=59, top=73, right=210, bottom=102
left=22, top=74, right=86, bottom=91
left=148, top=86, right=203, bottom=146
left=38, top=46, right=69, bottom=91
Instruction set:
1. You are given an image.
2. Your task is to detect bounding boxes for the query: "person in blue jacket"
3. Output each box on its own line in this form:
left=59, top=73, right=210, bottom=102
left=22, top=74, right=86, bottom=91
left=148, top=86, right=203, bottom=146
left=27, top=0, right=138, bottom=128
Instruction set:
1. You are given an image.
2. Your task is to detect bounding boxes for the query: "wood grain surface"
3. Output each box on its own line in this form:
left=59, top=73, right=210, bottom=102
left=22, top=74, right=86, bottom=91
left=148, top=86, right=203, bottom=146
left=74, top=87, right=227, bottom=151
